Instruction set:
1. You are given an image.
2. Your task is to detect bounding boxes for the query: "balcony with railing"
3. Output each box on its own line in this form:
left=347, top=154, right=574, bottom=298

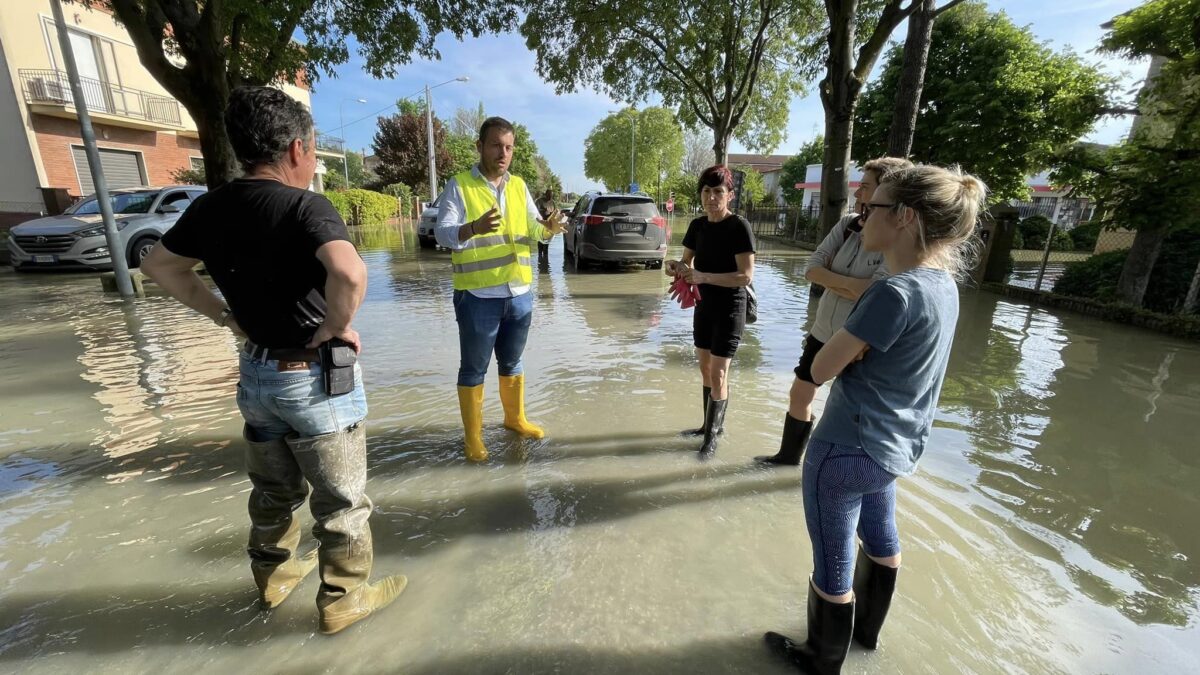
left=315, top=132, right=345, bottom=157
left=19, top=68, right=182, bottom=129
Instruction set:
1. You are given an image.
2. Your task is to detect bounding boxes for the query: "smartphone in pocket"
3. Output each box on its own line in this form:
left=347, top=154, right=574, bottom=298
left=318, top=337, right=357, bottom=396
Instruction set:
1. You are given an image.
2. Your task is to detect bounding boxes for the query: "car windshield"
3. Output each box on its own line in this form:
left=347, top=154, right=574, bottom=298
left=69, top=191, right=157, bottom=215
left=593, top=198, right=658, bottom=217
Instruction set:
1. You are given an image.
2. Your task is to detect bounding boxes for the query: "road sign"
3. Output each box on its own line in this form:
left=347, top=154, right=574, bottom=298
left=629, top=182, right=640, bottom=193
left=666, top=199, right=675, bottom=212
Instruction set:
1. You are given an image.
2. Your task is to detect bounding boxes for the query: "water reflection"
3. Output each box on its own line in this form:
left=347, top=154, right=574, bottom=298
left=940, top=293, right=1200, bottom=628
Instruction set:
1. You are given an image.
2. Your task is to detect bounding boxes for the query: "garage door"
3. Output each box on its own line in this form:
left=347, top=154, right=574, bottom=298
left=71, top=146, right=146, bottom=194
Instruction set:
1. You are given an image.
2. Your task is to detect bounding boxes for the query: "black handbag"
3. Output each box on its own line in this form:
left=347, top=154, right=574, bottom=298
left=745, top=283, right=758, bottom=324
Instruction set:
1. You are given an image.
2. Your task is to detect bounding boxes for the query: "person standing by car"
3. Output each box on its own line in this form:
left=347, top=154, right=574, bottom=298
left=534, top=188, right=557, bottom=262
left=763, top=165, right=987, bottom=673
left=664, top=165, right=755, bottom=459
left=756, top=157, right=912, bottom=467
left=436, top=117, right=567, bottom=462
left=140, top=86, right=406, bottom=636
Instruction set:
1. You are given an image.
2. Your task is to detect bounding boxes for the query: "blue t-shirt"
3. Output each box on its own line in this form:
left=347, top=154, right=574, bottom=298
left=811, top=267, right=959, bottom=476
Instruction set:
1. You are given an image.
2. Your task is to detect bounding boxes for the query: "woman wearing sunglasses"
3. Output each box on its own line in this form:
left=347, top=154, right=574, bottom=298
left=764, top=165, right=987, bottom=674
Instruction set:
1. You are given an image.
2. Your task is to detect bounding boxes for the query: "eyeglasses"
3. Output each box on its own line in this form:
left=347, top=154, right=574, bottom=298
left=864, top=202, right=897, bottom=216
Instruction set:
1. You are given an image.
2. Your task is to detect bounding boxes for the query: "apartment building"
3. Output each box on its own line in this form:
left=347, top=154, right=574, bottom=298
left=0, top=1, right=316, bottom=229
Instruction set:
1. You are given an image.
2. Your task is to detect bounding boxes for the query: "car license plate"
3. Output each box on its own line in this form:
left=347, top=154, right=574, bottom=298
left=33, top=255, right=56, bottom=263
left=615, top=222, right=642, bottom=233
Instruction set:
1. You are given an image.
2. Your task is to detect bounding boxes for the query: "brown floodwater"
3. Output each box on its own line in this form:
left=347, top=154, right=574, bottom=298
left=0, top=222, right=1196, bottom=673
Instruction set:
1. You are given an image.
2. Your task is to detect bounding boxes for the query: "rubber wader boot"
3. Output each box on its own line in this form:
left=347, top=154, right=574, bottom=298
left=286, top=424, right=407, bottom=635
left=699, top=398, right=728, bottom=459
left=244, top=429, right=317, bottom=609
left=755, top=415, right=815, bottom=466
left=764, top=579, right=855, bottom=674
left=683, top=386, right=724, bottom=436
left=457, top=384, right=489, bottom=461
left=852, top=547, right=898, bottom=649
left=499, top=374, right=545, bottom=439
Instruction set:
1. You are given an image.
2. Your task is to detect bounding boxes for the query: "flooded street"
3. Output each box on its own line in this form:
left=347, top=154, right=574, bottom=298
left=1, top=223, right=1197, bottom=674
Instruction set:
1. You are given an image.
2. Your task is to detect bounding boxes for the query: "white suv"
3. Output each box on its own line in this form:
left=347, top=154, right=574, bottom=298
left=417, top=193, right=443, bottom=249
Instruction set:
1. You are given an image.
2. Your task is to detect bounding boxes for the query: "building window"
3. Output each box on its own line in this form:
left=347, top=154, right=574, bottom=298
left=190, top=157, right=204, bottom=171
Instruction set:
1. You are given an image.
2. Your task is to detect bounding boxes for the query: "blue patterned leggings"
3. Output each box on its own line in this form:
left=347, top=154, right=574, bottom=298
left=802, top=440, right=901, bottom=596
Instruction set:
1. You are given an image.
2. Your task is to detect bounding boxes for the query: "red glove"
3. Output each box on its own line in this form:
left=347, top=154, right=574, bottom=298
left=670, top=275, right=702, bottom=309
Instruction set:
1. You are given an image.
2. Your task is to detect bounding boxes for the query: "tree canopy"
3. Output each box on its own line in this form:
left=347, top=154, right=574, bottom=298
left=519, top=0, right=825, bottom=162
left=96, top=0, right=513, bottom=186
left=854, top=2, right=1110, bottom=203
left=584, top=108, right=685, bottom=193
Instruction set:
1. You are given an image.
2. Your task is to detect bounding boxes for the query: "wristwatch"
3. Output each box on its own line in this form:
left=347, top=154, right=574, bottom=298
left=216, top=307, right=232, bottom=327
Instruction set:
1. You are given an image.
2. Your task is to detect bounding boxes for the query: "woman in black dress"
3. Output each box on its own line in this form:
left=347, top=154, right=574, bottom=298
left=665, top=165, right=756, bottom=458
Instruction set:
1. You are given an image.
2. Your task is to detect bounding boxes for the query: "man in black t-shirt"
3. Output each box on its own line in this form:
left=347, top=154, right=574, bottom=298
left=141, top=86, right=405, bottom=636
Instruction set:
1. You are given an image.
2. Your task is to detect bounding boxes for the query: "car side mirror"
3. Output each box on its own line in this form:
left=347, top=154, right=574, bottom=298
left=159, top=203, right=182, bottom=214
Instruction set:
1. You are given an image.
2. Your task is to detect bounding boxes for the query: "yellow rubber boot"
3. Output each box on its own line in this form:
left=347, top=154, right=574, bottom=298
left=457, top=384, right=489, bottom=462
left=499, top=374, right=545, bottom=439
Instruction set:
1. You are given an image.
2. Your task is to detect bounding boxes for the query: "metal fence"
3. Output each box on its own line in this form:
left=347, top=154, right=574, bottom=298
left=740, top=203, right=825, bottom=248
left=1005, top=226, right=1137, bottom=292
left=19, top=68, right=181, bottom=126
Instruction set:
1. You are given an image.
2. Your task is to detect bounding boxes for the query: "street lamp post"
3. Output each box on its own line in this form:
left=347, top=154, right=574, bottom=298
left=339, top=98, right=367, bottom=187
left=424, top=76, right=469, bottom=201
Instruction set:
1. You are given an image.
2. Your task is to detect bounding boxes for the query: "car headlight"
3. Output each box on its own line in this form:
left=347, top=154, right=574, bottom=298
left=76, top=226, right=105, bottom=237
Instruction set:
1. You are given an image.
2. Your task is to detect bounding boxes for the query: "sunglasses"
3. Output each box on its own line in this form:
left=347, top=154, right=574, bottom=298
left=863, top=202, right=898, bottom=216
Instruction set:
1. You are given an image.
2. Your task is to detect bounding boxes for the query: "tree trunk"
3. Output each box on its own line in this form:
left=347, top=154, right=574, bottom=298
left=887, top=0, right=936, bottom=158
left=191, top=97, right=241, bottom=189
left=1182, top=253, right=1200, bottom=315
left=818, top=2, right=857, bottom=239
left=820, top=113, right=854, bottom=238
left=1116, top=224, right=1168, bottom=307
left=712, top=128, right=729, bottom=166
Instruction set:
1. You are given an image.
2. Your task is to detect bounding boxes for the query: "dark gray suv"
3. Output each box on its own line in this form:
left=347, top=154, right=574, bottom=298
left=564, top=192, right=668, bottom=270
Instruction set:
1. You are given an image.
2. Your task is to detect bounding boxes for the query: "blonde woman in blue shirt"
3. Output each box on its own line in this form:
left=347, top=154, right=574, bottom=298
left=764, top=165, right=987, bottom=674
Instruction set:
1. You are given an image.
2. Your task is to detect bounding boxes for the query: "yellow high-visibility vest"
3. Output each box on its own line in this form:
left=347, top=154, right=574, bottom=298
left=451, top=171, right=539, bottom=291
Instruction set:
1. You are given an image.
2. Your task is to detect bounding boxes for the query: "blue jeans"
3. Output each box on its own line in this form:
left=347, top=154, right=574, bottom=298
left=236, top=353, right=368, bottom=440
left=802, top=440, right=900, bottom=596
left=453, top=290, right=533, bottom=387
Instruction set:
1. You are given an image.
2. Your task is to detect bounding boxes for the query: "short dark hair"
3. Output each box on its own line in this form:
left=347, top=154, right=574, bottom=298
left=224, top=86, right=313, bottom=172
left=478, top=116, right=515, bottom=144
left=697, top=164, right=734, bottom=196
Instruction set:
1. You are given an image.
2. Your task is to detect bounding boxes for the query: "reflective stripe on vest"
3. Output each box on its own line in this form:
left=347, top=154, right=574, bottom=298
left=451, top=171, right=535, bottom=291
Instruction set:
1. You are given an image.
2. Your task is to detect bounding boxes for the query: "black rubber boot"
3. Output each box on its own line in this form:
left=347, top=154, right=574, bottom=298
left=852, top=548, right=898, bottom=650
left=698, top=398, right=728, bottom=459
left=683, top=386, right=711, bottom=436
left=764, top=581, right=854, bottom=674
left=755, top=415, right=815, bottom=466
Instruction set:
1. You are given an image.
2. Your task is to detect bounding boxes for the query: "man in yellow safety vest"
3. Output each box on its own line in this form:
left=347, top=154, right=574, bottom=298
left=435, top=116, right=567, bottom=461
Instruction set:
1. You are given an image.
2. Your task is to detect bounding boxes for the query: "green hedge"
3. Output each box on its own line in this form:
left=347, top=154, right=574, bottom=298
left=1053, top=225, right=1200, bottom=314
left=1069, top=221, right=1101, bottom=251
left=1016, top=215, right=1073, bottom=251
left=325, top=189, right=397, bottom=226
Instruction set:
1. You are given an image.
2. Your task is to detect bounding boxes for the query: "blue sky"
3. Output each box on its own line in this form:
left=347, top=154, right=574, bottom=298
left=309, top=0, right=1148, bottom=194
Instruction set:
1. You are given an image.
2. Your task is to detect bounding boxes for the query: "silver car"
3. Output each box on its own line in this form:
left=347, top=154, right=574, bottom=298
left=7, top=185, right=206, bottom=271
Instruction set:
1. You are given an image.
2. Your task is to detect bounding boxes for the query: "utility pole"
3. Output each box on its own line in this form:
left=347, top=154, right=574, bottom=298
left=425, top=85, right=437, bottom=201
left=51, top=0, right=133, bottom=297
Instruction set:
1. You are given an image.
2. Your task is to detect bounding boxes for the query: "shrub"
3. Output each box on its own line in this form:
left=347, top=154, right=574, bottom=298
left=1012, top=228, right=1025, bottom=250
left=170, top=166, right=206, bottom=185
left=324, top=188, right=397, bottom=226
left=1069, top=221, right=1101, bottom=251
left=1019, top=215, right=1052, bottom=249
left=1053, top=225, right=1200, bottom=313
left=1050, top=229, right=1074, bottom=251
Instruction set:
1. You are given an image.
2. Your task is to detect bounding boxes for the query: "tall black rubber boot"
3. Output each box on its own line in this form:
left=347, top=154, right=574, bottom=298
left=698, top=398, right=728, bottom=459
left=755, top=415, right=815, bottom=466
left=764, top=580, right=855, bottom=674
left=852, top=548, right=898, bottom=650
left=683, top=386, right=711, bottom=436
left=683, top=386, right=724, bottom=436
